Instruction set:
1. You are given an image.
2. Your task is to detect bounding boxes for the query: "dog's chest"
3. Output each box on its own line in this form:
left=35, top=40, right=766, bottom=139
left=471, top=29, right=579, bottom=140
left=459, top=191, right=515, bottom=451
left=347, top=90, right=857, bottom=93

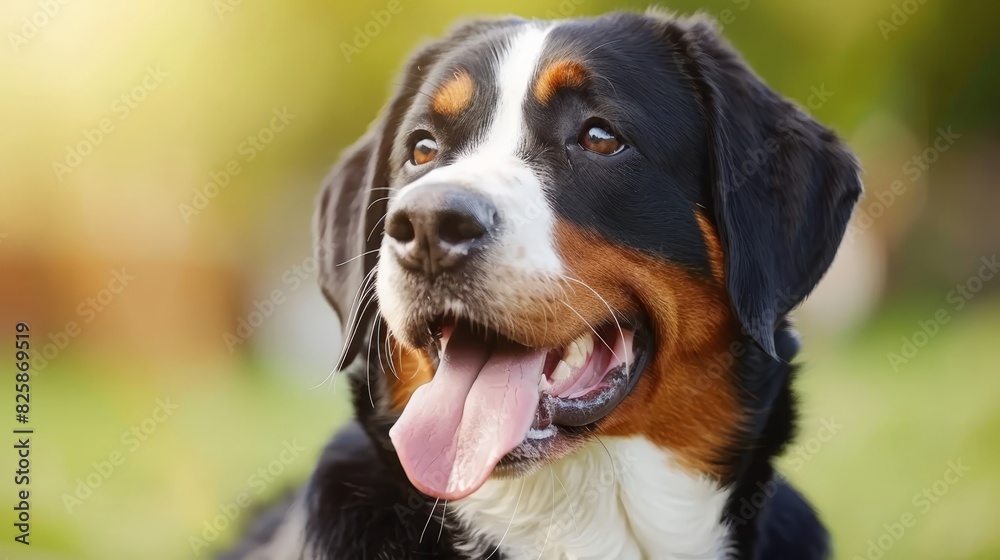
left=451, top=437, right=732, bottom=560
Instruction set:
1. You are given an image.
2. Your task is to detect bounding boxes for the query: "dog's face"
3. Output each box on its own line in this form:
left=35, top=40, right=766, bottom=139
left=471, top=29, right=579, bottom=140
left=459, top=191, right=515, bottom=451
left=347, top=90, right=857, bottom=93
left=317, top=12, right=860, bottom=501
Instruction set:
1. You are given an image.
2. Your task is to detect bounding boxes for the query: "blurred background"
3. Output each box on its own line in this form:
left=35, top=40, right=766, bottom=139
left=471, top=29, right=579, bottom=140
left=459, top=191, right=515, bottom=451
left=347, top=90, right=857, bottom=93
left=0, top=0, right=997, bottom=558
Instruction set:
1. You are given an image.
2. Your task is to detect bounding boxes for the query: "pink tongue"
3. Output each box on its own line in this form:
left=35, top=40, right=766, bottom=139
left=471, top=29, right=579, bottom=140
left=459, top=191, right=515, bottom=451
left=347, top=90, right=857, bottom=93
left=389, top=325, right=545, bottom=500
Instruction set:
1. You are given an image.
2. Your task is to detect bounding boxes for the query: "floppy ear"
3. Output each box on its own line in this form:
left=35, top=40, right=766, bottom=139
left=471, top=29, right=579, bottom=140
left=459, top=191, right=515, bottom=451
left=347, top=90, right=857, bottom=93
left=674, top=17, right=862, bottom=358
left=314, top=42, right=445, bottom=368
left=314, top=130, right=383, bottom=368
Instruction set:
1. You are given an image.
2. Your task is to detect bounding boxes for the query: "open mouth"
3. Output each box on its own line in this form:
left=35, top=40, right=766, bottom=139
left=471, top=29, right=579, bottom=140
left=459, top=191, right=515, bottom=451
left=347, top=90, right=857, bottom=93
left=388, top=316, right=650, bottom=501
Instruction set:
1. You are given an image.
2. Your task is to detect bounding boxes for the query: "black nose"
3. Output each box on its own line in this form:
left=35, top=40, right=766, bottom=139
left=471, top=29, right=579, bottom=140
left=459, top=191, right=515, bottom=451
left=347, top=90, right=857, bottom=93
left=385, top=184, right=498, bottom=275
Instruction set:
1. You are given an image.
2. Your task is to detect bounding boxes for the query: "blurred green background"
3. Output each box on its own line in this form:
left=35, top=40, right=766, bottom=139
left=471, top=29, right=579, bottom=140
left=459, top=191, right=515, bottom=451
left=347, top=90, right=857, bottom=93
left=1, top=0, right=997, bottom=558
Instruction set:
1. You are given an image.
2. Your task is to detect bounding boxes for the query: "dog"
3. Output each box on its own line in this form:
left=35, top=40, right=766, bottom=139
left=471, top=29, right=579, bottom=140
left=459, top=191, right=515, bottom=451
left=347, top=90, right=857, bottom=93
left=226, top=9, right=861, bottom=560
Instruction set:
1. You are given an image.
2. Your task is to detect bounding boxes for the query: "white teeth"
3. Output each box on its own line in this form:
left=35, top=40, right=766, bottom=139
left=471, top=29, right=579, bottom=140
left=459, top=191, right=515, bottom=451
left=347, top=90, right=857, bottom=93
left=539, top=375, right=553, bottom=390
left=550, top=360, right=572, bottom=382
left=527, top=425, right=557, bottom=440
left=561, top=333, right=594, bottom=369
left=563, top=343, right=584, bottom=368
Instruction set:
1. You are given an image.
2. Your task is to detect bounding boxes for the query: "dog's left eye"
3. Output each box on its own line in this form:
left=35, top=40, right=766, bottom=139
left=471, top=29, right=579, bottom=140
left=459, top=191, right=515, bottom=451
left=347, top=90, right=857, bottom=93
left=411, top=136, right=439, bottom=165
left=579, top=122, right=624, bottom=155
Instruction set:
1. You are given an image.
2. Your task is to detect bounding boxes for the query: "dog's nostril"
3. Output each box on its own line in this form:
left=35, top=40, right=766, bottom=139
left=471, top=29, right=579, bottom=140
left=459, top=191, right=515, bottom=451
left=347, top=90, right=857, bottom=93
left=437, top=211, right=488, bottom=245
left=386, top=212, right=416, bottom=243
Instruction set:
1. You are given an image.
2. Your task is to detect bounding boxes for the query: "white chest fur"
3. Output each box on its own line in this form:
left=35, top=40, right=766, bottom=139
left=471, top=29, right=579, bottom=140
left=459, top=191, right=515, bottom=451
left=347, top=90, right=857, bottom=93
left=452, top=437, right=732, bottom=560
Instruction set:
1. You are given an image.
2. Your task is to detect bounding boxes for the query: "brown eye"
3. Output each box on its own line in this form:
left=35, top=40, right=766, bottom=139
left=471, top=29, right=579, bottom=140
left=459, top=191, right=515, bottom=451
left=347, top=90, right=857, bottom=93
left=579, top=124, right=623, bottom=155
left=411, top=137, right=438, bottom=165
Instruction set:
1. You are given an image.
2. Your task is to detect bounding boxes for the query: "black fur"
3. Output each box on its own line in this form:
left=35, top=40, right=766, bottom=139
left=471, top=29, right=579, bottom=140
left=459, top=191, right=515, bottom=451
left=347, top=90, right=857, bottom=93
left=228, top=11, right=859, bottom=560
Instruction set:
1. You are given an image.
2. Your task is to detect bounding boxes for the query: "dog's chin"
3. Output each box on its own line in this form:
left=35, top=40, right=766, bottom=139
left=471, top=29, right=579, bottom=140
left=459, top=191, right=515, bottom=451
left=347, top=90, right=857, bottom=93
left=392, top=310, right=653, bottom=490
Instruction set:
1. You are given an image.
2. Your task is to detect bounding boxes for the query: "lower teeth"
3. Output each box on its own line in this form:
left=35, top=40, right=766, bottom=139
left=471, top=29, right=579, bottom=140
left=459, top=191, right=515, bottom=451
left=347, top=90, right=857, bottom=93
left=526, top=425, right=557, bottom=440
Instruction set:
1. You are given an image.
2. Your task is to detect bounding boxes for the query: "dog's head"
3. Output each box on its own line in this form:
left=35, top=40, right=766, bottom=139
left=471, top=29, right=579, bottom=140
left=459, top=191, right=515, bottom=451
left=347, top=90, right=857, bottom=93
left=315, top=11, right=860, bottom=501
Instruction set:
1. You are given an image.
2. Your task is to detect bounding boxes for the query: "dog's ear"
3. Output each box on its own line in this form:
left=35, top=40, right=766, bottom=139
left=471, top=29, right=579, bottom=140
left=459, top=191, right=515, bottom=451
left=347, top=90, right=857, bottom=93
left=673, top=16, right=862, bottom=357
left=314, top=42, right=445, bottom=369
left=313, top=130, right=383, bottom=369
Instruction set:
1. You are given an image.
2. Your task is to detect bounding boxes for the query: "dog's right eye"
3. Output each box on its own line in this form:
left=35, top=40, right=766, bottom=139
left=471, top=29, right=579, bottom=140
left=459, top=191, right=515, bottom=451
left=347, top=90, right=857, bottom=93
left=411, top=136, right=439, bottom=166
left=579, top=120, right=624, bottom=156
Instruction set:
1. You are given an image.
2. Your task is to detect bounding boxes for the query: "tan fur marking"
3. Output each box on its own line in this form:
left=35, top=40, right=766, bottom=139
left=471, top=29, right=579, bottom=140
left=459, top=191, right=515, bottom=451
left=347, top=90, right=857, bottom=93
left=387, top=339, right=435, bottom=411
left=696, top=211, right=725, bottom=284
left=430, top=70, right=474, bottom=117
left=554, top=221, right=744, bottom=479
left=533, top=60, right=589, bottom=105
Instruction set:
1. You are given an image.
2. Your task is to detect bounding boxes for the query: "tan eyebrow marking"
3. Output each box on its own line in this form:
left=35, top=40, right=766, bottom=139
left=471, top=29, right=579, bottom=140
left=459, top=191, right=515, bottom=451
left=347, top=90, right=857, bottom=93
left=430, top=70, right=474, bottom=117
left=533, top=60, right=589, bottom=105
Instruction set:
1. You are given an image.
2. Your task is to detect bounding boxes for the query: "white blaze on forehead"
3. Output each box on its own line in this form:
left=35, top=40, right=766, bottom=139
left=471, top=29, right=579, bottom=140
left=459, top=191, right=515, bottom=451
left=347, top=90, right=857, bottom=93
left=379, top=23, right=564, bottom=336
left=476, top=23, right=553, bottom=157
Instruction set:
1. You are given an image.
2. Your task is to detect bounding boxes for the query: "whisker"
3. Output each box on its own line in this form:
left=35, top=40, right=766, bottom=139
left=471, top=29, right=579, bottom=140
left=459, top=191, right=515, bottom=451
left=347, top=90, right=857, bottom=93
left=319, top=269, right=379, bottom=395
left=375, top=320, right=389, bottom=382
left=552, top=471, right=580, bottom=538
left=437, top=500, right=448, bottom=543
left=309, top=281, right=378, bottom=392
left=335, top=248, right=380, bottom=267
left=366, top=213, right=388, bottom=242
left=364, top=314, right=380, bottom=408
left=485, top=478, right=525, bottom=559
left=366, top=196, right=392, bottom=212
left=584, top=38, right=621, bottom=57
left=419, top=497, right=440, bottom=544
left=555, top=296, right=624, bottom=365
left=559, top=275, right=629, bottom=373
left=317, top=268, right=380, bottom=384
left=383, top=327, right=400, bottom=380
left=534, top=468, right=556, bottom=560
left=392, top=82, right=435, bottom=102
left=595, top=435, right=618, bottom=498
left=331, top=265, right=380, bottom=357
left=335, top=264, right=381, bottom=351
